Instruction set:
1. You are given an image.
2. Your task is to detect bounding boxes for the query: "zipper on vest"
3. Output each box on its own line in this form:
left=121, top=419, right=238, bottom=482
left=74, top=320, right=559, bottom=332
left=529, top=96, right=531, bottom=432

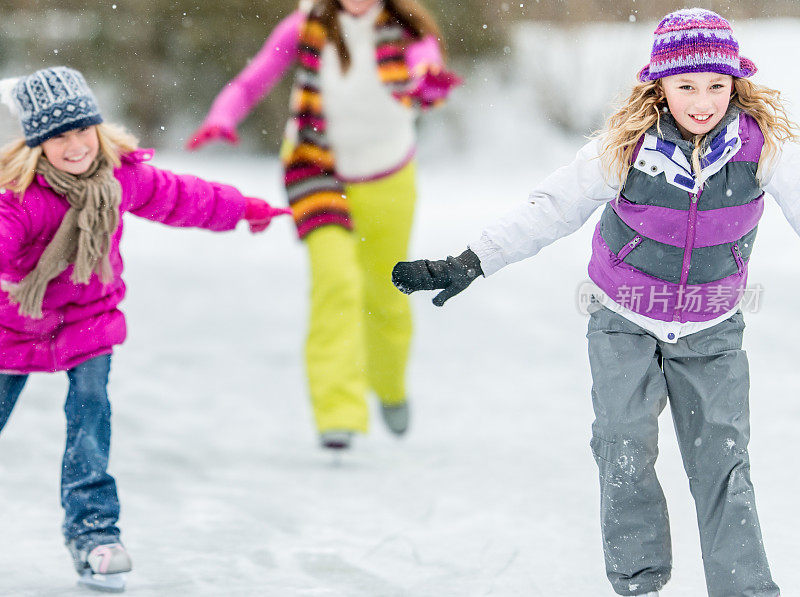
left=732, top=243, right=745, bottom=274
left=674, top=190, right=701, bottom=321
left=612, top=235, right=642, bottom=265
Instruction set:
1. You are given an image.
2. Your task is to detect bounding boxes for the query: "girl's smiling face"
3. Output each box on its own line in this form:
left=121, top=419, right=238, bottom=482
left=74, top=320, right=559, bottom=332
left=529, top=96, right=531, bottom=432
left=41, top=126, right=100, bottom=175
left=662, top=72, right=734, bottom=139
left=338, top=0, right=379, bottom=17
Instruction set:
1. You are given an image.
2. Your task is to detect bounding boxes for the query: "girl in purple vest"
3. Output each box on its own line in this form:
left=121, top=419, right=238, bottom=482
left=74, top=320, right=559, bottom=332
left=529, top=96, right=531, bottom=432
left=0, top=66, right=289, bottom=592
left=393, top=9, right=797, bottom=597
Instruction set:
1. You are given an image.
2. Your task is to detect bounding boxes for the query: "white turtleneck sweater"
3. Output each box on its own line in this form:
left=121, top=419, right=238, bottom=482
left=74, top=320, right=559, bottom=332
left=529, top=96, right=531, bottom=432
left=318, top=4, right=416, bottom=181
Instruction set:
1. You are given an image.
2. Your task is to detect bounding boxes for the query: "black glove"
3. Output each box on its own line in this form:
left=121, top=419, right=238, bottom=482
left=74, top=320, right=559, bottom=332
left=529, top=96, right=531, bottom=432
left=392, top=248, right=483, bottom=307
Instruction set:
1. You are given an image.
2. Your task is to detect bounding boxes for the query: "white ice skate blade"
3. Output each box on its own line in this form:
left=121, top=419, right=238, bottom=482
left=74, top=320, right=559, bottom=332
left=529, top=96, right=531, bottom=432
left=77, top=570, right=127, bottom=593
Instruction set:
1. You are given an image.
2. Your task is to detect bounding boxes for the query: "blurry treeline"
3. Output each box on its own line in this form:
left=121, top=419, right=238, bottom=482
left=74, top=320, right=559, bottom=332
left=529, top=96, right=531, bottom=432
left=1, top=0, right=798, bottom=147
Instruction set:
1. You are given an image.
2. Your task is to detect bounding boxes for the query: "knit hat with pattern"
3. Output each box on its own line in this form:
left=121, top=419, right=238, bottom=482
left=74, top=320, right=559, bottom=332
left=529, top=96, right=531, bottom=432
left=638, top=8, right=756, bottom=82
left=2, top=66, right=103, bottom=147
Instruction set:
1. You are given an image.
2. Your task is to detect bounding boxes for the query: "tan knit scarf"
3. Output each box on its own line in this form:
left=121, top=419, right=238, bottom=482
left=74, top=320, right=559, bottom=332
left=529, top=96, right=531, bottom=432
left=7, top=154, right=121, bottom=319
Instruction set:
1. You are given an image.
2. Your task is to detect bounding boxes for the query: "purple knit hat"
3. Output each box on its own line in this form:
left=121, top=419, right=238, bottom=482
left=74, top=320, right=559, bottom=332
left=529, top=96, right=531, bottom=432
left=638, top=8, right=757, bottom=83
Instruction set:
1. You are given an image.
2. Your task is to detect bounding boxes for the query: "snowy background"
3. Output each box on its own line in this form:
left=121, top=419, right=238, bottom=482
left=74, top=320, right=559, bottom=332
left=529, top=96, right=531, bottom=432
left=1, top=18, right=800, bottom=597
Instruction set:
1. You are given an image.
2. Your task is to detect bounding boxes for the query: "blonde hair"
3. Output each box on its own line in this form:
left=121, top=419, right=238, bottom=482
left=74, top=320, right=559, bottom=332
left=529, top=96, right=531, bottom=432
left=599, top=77, right=800, bottom=187
left=0, top=122, right=139, bottom=196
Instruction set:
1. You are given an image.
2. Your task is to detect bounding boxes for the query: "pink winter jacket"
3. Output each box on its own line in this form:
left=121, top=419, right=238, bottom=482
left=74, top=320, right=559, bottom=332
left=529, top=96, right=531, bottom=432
left=0, top=149, right=247, bottom=374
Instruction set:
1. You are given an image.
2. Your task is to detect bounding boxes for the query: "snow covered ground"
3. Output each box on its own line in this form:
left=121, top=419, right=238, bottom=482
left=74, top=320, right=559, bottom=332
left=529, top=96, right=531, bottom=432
left=3, top=16, right=800, bottom=597
left=1, top=138, right=799, bottom=596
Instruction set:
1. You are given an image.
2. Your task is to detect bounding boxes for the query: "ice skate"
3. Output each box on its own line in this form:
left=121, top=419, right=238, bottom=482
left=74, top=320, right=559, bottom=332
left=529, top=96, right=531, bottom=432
left=68, top=540, right=132, bottom=593
left=380, top=401, right=409, bottom=436
left=319, top=430, right=353, bottom=450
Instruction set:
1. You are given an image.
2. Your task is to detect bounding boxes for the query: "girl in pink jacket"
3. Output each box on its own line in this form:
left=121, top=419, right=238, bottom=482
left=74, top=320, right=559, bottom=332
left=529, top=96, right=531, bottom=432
left=0, top=66, right=289, bottom=592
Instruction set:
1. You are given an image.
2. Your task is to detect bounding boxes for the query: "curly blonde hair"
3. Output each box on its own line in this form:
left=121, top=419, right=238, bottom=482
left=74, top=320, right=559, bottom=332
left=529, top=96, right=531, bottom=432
left=0, top=122, right=139, bottom=196
left=598, top=77, right=799, bottom=187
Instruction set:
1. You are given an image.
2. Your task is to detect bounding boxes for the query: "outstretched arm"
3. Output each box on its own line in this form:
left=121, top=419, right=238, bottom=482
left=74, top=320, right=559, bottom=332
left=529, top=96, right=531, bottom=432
left=469, top=139, right=619, bottom=276
left=119, top=153, right=290, bottom=232
left=187, top=10, right=305, bottom=149
left=392, top=139, right=619, bottom=305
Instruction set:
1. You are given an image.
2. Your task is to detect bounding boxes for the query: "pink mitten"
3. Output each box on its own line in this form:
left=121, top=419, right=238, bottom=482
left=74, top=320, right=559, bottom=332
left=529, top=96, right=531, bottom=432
left=244, top=197, right=292, bottom=233
left=404, top=67, right=463, bottom=108
left=186, top=123, right=240, bottom=151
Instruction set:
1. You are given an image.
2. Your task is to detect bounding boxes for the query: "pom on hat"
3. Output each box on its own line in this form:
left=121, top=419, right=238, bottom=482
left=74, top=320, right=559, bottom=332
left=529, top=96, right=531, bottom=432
left=0, top=77, right=21, bottom=116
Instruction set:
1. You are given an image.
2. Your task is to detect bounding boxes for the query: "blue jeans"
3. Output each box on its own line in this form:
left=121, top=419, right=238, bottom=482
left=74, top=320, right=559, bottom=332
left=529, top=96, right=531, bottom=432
left=0, top=355, right=120, bottom=550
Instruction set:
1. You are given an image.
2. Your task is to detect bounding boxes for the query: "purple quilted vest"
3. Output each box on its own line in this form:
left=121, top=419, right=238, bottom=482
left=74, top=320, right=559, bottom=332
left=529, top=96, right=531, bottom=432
left=588, top=111, right=764, bottom=323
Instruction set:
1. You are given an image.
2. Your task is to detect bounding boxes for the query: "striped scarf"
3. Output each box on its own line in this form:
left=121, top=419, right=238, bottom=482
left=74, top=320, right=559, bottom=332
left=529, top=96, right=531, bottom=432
left=284, top=6, right=417, bottom=239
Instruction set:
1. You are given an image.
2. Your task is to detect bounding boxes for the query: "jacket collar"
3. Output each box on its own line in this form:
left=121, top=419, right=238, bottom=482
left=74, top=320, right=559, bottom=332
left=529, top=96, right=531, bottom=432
left=634, top=106, right=743, bottom=193
left=649, top=105, right=741, bottom=158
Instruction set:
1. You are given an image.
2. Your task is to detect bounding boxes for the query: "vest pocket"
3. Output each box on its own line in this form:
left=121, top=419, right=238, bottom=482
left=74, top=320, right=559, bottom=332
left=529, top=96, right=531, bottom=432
left=611, top=235, right=642, bottom=266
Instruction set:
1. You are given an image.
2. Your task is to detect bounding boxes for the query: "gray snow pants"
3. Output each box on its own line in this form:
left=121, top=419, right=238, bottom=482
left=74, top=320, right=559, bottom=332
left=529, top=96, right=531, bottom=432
left=586, top=306, right=780, bottom=597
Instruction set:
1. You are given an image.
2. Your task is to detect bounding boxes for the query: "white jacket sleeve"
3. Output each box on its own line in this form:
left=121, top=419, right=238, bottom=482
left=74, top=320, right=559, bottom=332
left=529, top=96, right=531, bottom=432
left=762, top=141, right=800, bottom=235
left=468, top=138, right=620, bottom=276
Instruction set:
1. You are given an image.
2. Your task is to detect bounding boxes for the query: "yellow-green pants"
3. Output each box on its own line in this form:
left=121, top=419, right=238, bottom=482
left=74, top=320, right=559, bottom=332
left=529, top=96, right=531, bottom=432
left=304, top=162, right=416, bottom=434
